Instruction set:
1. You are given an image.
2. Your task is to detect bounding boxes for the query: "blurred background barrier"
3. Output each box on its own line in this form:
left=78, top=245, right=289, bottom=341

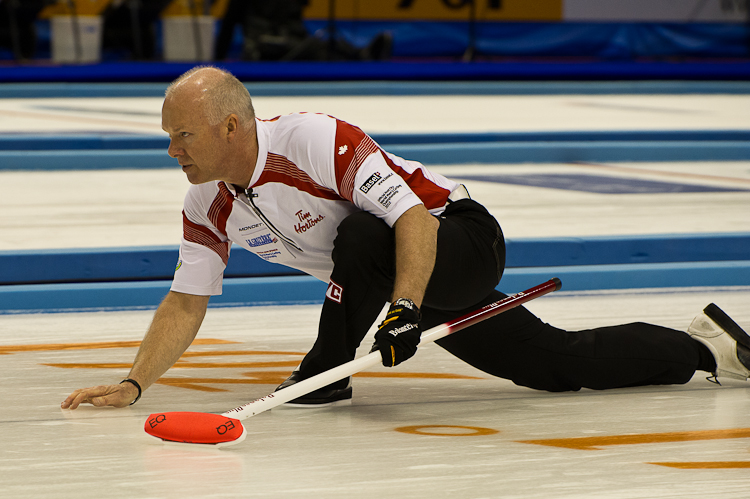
left=0, top=0, right=746, bottom=73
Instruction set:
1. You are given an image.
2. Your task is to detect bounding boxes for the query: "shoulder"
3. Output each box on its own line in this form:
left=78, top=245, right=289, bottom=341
left=182, top=182, right=225, bottom=225
left=262, top=113, right=340, bottom=167
left=263, top=113, right=336, bottom=144
left=184, top=181, right=221, bottom=206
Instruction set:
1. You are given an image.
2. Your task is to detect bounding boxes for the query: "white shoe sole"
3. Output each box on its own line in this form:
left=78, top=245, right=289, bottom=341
left=275, top=398, right=353, bottom=409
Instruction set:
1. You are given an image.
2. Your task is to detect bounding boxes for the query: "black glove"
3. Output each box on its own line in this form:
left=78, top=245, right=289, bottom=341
left=371, top=298, right=422, bottom=367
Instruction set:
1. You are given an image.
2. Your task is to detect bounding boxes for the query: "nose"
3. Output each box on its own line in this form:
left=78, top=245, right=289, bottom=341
left=167, top=139, right=183, bottom=158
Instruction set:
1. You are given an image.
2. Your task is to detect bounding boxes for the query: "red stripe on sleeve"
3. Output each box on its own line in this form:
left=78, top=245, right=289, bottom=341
left=334, top=120, right=379, bottom=202
left=256, top=153, right=343, bottom=201
left=379, top=151, right=451, bottom=210
left=207, top=182, right=235, bottom=236
left=334, top=119, right=449, bottom=208
left=182, top=211, right=230, bottom=265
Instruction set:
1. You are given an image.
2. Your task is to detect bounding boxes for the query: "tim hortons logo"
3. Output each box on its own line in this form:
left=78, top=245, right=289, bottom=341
left=294, top=210, right=325, bottom=234
left=326, top=280, right=343, bottom=303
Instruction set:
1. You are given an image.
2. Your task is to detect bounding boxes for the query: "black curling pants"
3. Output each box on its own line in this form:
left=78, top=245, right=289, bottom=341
left=297, top=199, right=710, bottom=392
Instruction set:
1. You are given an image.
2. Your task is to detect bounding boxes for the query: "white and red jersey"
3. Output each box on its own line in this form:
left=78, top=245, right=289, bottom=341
left=171, top=112, right=459, bottom=296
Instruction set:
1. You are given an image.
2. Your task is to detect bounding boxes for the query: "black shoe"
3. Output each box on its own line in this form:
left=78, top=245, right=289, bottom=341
left=275, top=371, right=352, bottom=407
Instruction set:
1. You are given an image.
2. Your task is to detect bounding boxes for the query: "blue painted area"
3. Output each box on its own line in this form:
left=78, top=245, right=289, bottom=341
left=456, top=173, right=749, bottom=194
left=3, top=140, right=750, bottom=171
left=2, top=233, right=748, bottom=286
left=388, top=141, right=750, bottom=164
left=0, top=245, right=302, bottom=285
left=0, top=149, right=177, bottom=170
left=1, top=81, right=750, bottom=99
left=0, top=276, right=327, bottom=314
left=505, top=233, right=750, bottom=268
left=0, top=276, right=326, bottom=314
left=1, top=59, right=749, bottom=85
left=374, top=130, right=750, bottom=146
left=0, top=280, right=175, bottom=314
left=0, top=134, right=169, bottom=151
left=500, top=261, right=750, bottom=294
left=0, top=246, right=181, bottom=285
left=2, top=261, right=749, bottom=314
left=3, top=130, right=750, bottom=151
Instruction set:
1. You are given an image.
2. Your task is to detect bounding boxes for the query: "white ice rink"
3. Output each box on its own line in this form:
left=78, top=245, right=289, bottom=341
left=1, top=89, right=750, bottom=498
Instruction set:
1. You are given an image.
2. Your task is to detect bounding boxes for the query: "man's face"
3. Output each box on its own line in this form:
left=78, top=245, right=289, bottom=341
left=162, top=94, right=225, bottom=185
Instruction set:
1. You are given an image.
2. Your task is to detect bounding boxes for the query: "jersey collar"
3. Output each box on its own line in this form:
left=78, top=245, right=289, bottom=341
left=247, top=118, right=269, bottom=189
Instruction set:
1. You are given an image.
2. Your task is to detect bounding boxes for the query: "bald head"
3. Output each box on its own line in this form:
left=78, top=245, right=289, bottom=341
left=162, top=66, right=260, bottom=187
left=165, top=66, right=255, bottom=126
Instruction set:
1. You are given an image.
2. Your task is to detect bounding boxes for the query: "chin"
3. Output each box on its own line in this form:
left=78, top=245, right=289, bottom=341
left=184, top=171, right=209, bottom=185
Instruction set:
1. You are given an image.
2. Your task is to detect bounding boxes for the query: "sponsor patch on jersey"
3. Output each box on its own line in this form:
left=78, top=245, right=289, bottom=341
left=326, top=280, right=343, bottom=303
left=239, top=223, right=263, bottom=232
left=377, top=172, right=394, bottom=185
left=359, top=172, right=382, bottom=194
left=246, top=234, right=278, bottom=247
left=257, top=248, right=282, bottom=261
left=378, top=184, right=402, bottom=209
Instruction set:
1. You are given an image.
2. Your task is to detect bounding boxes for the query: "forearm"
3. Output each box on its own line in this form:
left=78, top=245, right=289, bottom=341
left=128, top=291, right=209, bottom=391
left=373, top=204, right=438, bottom=367
left=61, top=290, right=209, bottom=409
left=391, top=205, right=439, bottom=308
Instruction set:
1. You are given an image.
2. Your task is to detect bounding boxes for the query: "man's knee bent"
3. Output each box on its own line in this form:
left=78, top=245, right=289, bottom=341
left=332, top=211, right=394, bottom=265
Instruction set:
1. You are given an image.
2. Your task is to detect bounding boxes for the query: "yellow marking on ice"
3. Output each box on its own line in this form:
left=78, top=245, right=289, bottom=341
left=178, top=350, right=305, bottom=357
left=396, top=425, right=499, bottom=437
left=0, top=338, right=237, bottom=355
left=26, top=339, right=483, bottom=391
left=42, top=360, right=301, bottom=369
left=156, top=373, right=293, bottom=390
left=518, top=428, right=750, bottom=451
left=152, top=370, right=483, bottom=392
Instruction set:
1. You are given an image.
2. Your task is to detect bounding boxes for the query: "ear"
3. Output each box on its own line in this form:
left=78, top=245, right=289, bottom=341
left=225, top=114, right=239, bottom=142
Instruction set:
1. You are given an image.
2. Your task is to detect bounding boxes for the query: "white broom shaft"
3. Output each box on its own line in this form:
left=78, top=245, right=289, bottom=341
left=222, top=323, right=451, bottom=419
left=223, top=278, right=560, bottom=420
left=222, top=351, right=382, bottom=419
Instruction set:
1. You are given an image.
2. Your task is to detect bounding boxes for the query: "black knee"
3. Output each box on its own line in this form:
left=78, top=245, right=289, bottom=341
left=332, top=211, right=394, bottom=269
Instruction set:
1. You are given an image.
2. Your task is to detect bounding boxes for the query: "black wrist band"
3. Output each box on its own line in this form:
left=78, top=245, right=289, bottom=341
left=120, top=378, right=142, bottom=405
left=393, top=298, right=421, bottom=319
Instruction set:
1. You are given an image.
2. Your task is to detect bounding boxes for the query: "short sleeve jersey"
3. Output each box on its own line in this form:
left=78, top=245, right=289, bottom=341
left=171, top=113, right=459, bottom=296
